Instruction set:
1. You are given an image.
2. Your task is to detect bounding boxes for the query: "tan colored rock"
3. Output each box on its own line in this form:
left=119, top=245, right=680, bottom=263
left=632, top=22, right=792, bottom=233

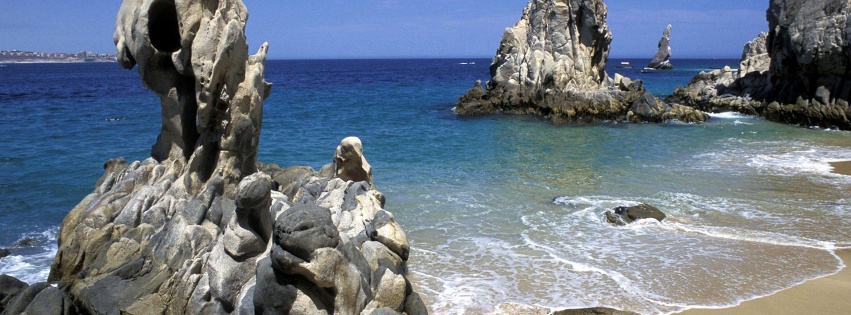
left=334, top=136, right=374, bottom=187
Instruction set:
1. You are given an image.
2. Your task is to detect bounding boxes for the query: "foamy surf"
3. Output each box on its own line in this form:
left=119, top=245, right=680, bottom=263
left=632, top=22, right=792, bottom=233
left=0, top=227, right=58, bottom=284
left=708, top=111, right=756, bottom=119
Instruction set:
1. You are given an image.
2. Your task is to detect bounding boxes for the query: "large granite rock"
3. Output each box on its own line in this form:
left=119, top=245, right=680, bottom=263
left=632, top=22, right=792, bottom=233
left=48, top=1, right=423, bottom=314
left=455, top=0, right=707, bottom=123
left=647, top=25, right=673, bottom=70
left=672, top=0, right=851, bottom=130
left=0, top=275, right=78, bottom=315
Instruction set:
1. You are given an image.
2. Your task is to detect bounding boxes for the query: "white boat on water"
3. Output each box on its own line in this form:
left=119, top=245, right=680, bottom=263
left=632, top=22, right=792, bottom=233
left=616, top=61, right=632, bottom=68
left=640, top=67, right=656, bottom=73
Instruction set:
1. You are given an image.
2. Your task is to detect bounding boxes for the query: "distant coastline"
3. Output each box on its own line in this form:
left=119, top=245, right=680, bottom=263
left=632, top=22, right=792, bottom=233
left=0, top=50, right=116, bottom=64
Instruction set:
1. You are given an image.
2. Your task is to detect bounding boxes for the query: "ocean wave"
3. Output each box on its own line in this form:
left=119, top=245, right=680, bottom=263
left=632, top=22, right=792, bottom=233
left=0, top=226, right=58, bottom=284
left=708, top=112, right=757, bottom=119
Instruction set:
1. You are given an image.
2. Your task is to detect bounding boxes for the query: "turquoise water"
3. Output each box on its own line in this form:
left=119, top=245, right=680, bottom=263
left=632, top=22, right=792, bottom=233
left=2, top=59, right=851, bottom=314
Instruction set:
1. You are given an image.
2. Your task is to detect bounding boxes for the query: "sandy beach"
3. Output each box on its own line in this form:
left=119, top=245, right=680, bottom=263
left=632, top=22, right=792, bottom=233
left=677, top=249, right=851, bottom=315
left=830, top=161, right=851, bottom=176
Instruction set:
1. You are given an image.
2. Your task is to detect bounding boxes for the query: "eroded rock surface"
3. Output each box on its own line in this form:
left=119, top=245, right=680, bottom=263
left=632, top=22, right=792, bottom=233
left=455, top=0, right=705, bottom=123
left=672, top=0, right=851, bottom=130
left=647, top=25, right=673, bottom=70
left=604, top=204, right=666, bottom=226
left=47, top=1, right=422, bottom=314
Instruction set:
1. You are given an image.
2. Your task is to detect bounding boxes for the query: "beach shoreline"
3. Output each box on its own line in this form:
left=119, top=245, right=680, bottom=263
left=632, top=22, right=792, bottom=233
left=676, top=248, right=851, bottom=315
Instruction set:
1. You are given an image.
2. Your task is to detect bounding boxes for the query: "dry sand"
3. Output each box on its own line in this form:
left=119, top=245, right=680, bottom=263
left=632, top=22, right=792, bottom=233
left=830, top=161, right=851, bottom=176
left=677, top=249, right=851, bottom=315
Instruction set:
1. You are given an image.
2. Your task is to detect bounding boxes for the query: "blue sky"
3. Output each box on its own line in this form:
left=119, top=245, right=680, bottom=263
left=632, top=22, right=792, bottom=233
left=0, top=0, right=768, bottom=59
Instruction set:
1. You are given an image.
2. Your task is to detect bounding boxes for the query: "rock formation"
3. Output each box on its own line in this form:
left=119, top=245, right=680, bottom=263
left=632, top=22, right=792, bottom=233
left=0, top=275, right=78, bottom=315
left=38, top=0, right=424, bottom=314
left=455, top=0, right=706, bottom=123
left=647, top=25, right=673, bottom=70
left=672, top=0, right=851, bottom=130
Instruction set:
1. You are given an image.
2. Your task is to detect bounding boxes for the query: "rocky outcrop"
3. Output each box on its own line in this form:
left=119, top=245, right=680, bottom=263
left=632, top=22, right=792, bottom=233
left=48, top=1, right=423, bottom=314
left=455, top=0, right=707, bottom=123
left=647, top=25, right=673, bottom=70
left=604, top=204, right=666, bottom=226
left=672, top=0, right=851, bottom=130
left=0, top=274, right=78, bottom=315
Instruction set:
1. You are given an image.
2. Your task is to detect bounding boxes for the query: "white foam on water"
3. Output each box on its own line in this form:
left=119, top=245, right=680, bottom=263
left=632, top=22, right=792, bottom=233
left=0, top=227, right=58, bottom=284
left=708, top=112, right=756, bottom=119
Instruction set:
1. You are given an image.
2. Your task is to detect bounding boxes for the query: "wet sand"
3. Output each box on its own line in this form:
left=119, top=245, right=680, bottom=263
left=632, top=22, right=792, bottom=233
left=677, top=249, right=851, bottom=315
left=830, top=161, right=851, bottom=176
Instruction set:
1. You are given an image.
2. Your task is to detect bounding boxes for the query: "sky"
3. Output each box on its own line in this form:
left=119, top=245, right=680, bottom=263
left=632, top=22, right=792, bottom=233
left=0, top=0, right=768, bottom=59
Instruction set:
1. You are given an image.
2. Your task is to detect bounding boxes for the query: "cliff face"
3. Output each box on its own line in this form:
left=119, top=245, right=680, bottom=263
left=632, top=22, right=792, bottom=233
left=647, top=25, right=673, bottom=70
left=766, top=0, right=850, bottom=104
left=41, top=1, right=424, bottom=314
left=456, top=0, right=706, bottom=123
left=673, top=0, right=851, bottom=129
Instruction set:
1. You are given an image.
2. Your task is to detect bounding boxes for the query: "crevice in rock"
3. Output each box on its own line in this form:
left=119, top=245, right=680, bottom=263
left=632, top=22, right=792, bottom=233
left=148, top=0, right=182, bottom=53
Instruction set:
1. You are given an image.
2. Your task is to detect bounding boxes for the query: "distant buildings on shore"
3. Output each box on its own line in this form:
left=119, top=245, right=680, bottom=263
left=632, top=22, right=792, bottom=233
left=0, top=50, right=116, bottom=63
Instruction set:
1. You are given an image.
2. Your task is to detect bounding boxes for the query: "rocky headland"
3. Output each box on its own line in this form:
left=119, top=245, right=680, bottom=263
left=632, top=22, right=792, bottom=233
left=671, top=0, right=851, bottom=130
left=647, top=25, right=673, bottom=70
left=1, top=0, right=423, bottom=314
left=455, top=0, right=707, bottom=123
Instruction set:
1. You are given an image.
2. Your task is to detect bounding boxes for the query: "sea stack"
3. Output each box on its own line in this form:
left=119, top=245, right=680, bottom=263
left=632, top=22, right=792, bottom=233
left=455, top=0, right=706, bottom=123
left=39, top=0, right=424, bottom=314
left=672, top=0, right=851, bottom=130
left=647, top=25, right=673, bottom=70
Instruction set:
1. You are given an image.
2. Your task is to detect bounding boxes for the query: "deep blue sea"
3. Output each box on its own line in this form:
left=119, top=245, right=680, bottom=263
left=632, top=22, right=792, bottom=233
left=2, top=59, right=851, bottom=314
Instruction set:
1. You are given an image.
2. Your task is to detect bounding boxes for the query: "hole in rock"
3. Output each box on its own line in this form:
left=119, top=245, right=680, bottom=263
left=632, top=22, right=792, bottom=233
left=148, top=1, right=181, bottom=53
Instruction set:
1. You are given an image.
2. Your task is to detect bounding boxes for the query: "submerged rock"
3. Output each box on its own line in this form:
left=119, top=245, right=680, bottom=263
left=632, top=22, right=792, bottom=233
left=455, top=0, right=706, bottom=123
left=48, top=1, right=423, bottom=314
left=498, top=302, right=639, bottom=315
left=647, top=25, right=673, bottom=70
left=672, top=0, right=851, bottom=130
left=605, top=204, right=666, bottom=225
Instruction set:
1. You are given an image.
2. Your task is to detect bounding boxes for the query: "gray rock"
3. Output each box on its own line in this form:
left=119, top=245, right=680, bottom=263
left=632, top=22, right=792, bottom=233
left=0, top=275, right=28, bottom=309
left=273, top=204, right=340, bottom=263
left=605, top=204, right=667, bottom=225
left=672, top=1, right=851, bottom=130
left=647, top=25, right=674, bottom=70
left=47, top=1, right=422, bottom=313
left=455, top=0, right=705, bottom=123
left=23, top=286, right=76, bottom=315
left=224, top=172, right=273, bottom=258
left=2, top=282, right=49, bottom=315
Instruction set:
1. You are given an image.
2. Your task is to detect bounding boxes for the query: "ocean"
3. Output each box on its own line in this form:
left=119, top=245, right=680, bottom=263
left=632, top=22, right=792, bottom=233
left=2, top=58, right=851, bottom=314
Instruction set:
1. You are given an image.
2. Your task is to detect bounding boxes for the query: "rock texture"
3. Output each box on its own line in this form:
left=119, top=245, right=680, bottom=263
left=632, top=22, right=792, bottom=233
left=672, top=0, right=851, bottom=130
left=455, top=0, right=707, bottom=123
left=647, top=25, right=673, bottom=70
left=47, top=1, right=423, bottom=314
left=604, top=204, right=666, bottom=226
left=0, top=275, right=78, bottom=315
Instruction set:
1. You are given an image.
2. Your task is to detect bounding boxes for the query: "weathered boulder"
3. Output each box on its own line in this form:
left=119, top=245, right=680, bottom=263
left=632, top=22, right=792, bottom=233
left=334, top=136, right=374, bottom=188
left=604, top=204, right=666, bottom=225
left=455, top=0, right=706, bottom=123
left=0, top=276, right=77, bottom=315
left=647, top=25, right=673, bottom=70
left=672, top=0, right=851, bottom=130
left=739, top=32, right=770, bottom=75
left=48, top=0, right=423, bottom=314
